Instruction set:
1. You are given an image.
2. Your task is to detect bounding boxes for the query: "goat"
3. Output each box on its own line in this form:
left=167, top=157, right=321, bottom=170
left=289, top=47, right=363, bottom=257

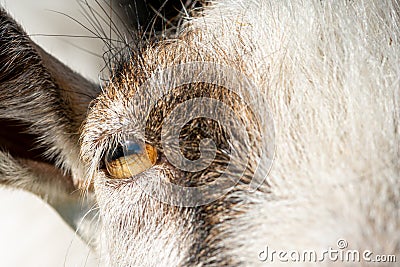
left=0, top=0, right=399, bottom=266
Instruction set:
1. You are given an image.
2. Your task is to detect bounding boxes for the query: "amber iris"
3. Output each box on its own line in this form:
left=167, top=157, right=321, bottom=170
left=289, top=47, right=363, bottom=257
left=105, top=142, right=157, bottom=179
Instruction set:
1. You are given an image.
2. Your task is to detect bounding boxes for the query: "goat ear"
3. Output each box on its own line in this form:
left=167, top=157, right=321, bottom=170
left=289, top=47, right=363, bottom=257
left=0, top=8, right=100, bottom=244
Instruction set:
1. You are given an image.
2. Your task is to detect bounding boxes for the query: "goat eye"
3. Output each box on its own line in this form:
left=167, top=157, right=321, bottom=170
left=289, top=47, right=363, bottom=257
left=104, top=140, right=158, bottom=179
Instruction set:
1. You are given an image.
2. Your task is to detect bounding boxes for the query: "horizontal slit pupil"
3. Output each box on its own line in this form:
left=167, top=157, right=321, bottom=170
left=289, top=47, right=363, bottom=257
left=109, top=145, right=125, bottom=161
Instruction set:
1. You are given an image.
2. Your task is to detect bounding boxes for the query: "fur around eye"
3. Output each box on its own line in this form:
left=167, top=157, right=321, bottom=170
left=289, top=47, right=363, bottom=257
left=105, top=142, right=158, bottom=179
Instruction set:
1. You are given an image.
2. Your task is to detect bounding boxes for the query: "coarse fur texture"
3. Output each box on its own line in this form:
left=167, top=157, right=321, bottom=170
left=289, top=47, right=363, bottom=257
left=0, top=0, right=399, bottom=266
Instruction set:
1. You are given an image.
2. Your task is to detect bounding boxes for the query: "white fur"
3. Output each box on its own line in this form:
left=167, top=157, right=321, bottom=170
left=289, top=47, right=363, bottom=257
left=88, top=1, right=399, bottom=265
left=187, top=0, right=400, bottom=265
